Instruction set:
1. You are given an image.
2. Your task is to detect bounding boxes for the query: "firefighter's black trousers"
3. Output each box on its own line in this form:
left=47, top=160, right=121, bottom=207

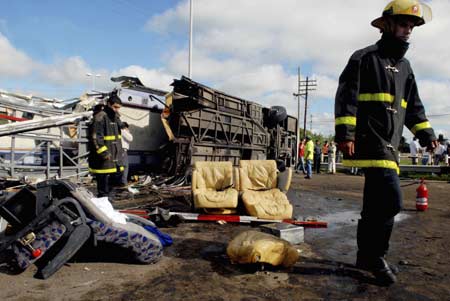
left=357, top=168, right=402, bottom=259
left=96, top=173, right=112, bottom=198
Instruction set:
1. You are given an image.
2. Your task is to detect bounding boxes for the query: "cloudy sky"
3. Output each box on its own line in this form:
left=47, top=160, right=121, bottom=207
left=2, top=0, right=449, bottom=141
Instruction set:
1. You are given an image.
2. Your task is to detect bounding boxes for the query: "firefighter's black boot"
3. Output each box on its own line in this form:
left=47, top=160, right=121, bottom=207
left=356, top=219, right=397, bottom=285
left=371, top=257, right=397, bottom=286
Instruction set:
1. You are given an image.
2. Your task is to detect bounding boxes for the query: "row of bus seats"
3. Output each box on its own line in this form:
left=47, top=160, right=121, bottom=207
left=0, top=180, right=165, bottom=279
left=192, top=160, right=293, bottom=219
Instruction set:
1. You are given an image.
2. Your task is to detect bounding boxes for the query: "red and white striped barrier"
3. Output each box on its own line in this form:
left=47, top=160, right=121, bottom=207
left=120, top=209, right=327, bottom=228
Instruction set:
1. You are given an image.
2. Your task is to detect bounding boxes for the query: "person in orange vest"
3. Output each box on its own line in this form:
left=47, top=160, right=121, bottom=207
left=296, top=138, right=306, bottom=174
left=334, top=0, right=438, bottom=285
left=321, top=141, right=329, bottom=163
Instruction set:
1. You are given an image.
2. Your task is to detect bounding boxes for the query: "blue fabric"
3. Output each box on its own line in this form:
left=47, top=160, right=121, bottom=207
left=144, top=225, right=173, bottom=247
left=87, top=219, right=163, bottom=263
left=305, top=159, right=312, bottom=177
left=296, top=157, right=305, bottom=173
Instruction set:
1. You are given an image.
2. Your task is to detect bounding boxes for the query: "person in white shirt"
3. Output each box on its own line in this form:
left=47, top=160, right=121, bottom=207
left=434, top=141, right=446, bottom=166
left=120, top=122, right=133, bottom=187
left=410, top=137, right=419, bottom=165
left=446, top=143, right=450, bottom=166
left=328, top=141, right=337, bottom=174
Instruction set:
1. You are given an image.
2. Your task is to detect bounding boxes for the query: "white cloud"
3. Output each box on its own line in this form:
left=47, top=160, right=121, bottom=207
left=39, top=56, right=93, bottom=85
left=419, top=79, right=450, bottom=114
left=112, top=65, right=175, bottom=92
left=0, top=31, right=176, bottom=96
left=408, top=0, right=450, bottom=79
left=148, top=0, right=449, bottom=137
left=147, top=0, right=385, bottom=76
left=0, top=33, right=35, bottom=77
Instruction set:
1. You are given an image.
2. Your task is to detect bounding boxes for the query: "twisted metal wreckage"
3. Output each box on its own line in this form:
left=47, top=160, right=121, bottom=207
left=0, top=76, right=298, bottom=183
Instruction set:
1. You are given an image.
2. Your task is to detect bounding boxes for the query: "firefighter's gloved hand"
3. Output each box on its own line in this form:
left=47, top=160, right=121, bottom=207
left=426, top=140, right=439, bottom=152
left=338, top=141, right=355, bottom=157
left=100, top=152, right=111, bottom=161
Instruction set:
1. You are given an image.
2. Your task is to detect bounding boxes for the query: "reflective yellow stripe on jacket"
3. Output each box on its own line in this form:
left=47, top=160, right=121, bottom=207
left=104, top=135, right=122, bottom=141
left=401, top=99, right=407, bottom=109
left=96, top=145, right=108, bottom=154
left=358, top=93, right=394, bottom=102
left=89, top=166, right=124, bottom=174
left=343, top=159, right=399, bottom=174
left=358, top=93, right=407, bottom=108
left=411, top=121, right=432, bottom=134
left=335, top=116, right=356, bottom=126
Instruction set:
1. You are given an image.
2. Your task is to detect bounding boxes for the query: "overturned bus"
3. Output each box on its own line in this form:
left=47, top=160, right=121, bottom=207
left=0, top=76, right=296, bottom=179
left=113, top=76, right=297, bottom=176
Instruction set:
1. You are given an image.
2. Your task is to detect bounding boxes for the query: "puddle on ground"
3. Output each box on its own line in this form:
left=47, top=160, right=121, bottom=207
left=289, top=190, right=413, bottom=262
left=315, top=211, right=411, bottom=230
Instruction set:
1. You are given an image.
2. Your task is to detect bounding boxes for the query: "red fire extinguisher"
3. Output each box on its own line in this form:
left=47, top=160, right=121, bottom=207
left=416, top=179, right=428, bottom=211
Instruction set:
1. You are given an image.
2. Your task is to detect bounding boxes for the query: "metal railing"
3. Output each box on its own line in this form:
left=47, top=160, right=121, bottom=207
left=0, top=122, right=89, bottom=180
left=0, top=100, right=89, bottom=180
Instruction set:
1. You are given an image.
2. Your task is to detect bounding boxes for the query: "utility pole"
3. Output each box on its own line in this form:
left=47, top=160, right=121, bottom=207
left=310, top=114, right=313, bottom=132
left=299, top=76, right=317, bottom=138
left=294, top=70, right=317, bottom=164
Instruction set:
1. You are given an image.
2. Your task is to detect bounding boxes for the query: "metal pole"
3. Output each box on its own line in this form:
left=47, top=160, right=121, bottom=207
left=10, top=135, right=15, bottom=178
left=188, top=0, right=194, bottom=78
left=46, top=141, right=51, bottom=179
left=296, top=67, right=301, bottom=166
left=303, top=76, right=309, bottom=138
left=59, top=126, right=63, bottom=178
left=77, top=122, right=82, bottom=180
left=10, top=109, right=16, bottom=178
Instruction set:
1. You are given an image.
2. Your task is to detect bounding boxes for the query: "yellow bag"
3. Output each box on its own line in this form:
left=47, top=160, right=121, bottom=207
left=227, top=230, right=299, bottom=268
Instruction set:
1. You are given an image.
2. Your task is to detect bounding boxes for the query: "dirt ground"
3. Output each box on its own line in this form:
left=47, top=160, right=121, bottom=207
left=1, top=173, right=449, bottom=300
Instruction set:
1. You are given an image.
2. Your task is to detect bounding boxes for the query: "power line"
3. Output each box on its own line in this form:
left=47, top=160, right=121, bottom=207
left=293, top=76, right=317, bottom=139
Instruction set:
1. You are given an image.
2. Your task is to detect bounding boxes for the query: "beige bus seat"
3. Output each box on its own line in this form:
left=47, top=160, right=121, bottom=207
left=192, top=161, right=238, bottom=211
left=239, top=160, right=293, bottom=220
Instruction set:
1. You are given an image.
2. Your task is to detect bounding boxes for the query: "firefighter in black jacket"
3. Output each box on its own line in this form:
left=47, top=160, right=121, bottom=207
left=335, top=0, right=438, bottom=285
left=88, top=95, right=124, bottom=198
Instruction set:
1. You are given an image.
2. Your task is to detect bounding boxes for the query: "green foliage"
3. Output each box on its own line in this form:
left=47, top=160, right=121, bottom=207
left=298, top=128, right=334, bottom=143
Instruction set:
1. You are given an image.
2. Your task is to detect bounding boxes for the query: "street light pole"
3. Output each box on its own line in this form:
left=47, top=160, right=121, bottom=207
left=86, top=73, right=101, bottom=91
left=188, top=0, right=194, bottom=78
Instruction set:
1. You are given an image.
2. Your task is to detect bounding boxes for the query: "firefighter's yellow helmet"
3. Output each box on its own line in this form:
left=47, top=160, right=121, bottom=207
left=371, top=0, right=432, bottom=30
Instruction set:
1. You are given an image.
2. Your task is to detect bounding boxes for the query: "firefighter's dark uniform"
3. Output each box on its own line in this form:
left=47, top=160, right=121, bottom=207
left=88, top=106, right=124, bottom=197
left=335, top=33, right=436, bottom=268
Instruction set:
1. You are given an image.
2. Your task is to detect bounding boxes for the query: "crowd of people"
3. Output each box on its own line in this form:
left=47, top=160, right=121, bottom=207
left=409, top=135, right=449, bottom=166
left=296, top=133, right=448, bottom=178
left=296, top=138, right=338, bottom=178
